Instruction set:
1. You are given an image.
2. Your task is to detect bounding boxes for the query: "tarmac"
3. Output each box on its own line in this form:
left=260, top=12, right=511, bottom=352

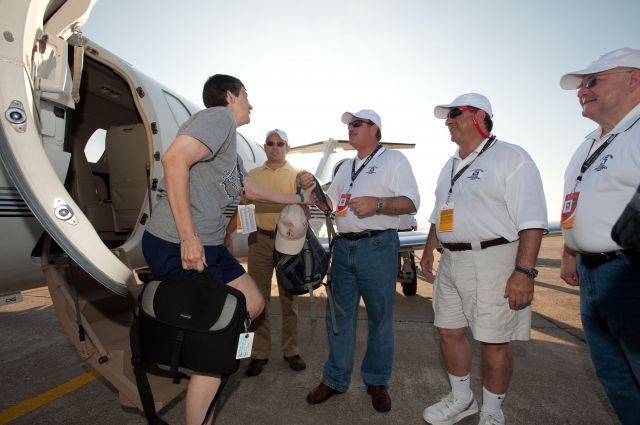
left=0, top=234, right=620, bottom=425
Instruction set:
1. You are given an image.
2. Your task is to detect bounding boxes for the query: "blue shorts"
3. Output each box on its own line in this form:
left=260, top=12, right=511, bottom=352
left=141, top=231, right=245, bottom=284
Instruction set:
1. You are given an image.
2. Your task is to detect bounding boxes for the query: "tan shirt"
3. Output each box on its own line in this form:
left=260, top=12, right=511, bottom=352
left=249, top=161, right=299, bottom=231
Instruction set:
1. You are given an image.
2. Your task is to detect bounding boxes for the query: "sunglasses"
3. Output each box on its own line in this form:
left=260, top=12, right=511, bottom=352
left=265, top=141, right=286, bottom=147
left=578, top=70, right=633, bottom=90
left=447, top=106, right=477, bottom=119
left=348, top=119, right=373, bottom=128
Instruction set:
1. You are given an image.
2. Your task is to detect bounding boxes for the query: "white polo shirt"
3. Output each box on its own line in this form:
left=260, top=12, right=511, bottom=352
left=562, top=102, right=640, bottom=253
left=429, top=138, right=547, bottom=243
left=327, top=147, right=420, bottom=233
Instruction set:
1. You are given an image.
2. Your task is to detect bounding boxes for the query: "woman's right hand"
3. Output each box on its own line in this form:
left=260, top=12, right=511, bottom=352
left=242, top=176, right=263, bottom=201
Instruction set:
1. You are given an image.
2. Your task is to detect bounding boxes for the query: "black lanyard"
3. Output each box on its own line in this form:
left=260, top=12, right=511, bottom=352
left=447, top=136, right=496, bottom=202
left=347, top=144, right=383, bottom=191
left=572, top=114, right=640, bottom=191
left=573, top=133, right=617, bottom=190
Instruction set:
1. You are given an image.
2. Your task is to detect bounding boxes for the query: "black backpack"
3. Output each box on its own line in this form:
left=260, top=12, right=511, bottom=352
left=274, top=227, right=329, bottom=295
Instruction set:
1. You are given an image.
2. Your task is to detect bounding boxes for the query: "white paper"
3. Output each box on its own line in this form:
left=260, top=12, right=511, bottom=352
left=238, top=204, right=257, bottom=234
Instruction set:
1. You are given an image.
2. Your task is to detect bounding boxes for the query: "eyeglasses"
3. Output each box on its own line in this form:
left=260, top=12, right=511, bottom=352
left=578, top=70, right=633, bottom=90
left=447, top=106, right=477, bottom=119
left=265, top=141, right=286, bottom=147
left=348, top=119, right=373, bottom=128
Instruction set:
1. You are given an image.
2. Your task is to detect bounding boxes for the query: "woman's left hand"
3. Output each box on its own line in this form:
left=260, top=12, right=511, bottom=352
left=181, top=238, right=206, bottom=272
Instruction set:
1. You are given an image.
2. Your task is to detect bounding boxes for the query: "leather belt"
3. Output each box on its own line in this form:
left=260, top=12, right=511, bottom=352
left=257, top=228, right=276, bottom=238
left=441, top=237, right=511, bottom=252
left=338, top=229, right=390, bottom=241
left=579, top=249, right=635, bottom=269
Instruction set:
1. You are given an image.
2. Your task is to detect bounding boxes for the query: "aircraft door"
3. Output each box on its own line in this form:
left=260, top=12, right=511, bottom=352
left=0, top=0, right=131, bottom=295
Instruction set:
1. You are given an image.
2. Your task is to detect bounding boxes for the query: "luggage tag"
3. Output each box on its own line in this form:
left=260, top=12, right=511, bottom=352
left=439, top=202, right=454, bottom=232
left=560, top=192, right=580, bottom=229
left=335, top=193, right=351, bottom=217
left=236, top=332, right=254, bottom=359
left=238, top=204, right=257, bottom=234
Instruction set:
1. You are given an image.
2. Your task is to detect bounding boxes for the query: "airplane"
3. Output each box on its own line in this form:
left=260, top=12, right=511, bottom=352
left=0, top=0, right=271, bottom=412
left=0, top=0, right=428, bottom=415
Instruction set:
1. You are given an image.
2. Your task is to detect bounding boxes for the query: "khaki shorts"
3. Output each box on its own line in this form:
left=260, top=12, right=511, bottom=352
left=433, top=242, right=531, bottom=343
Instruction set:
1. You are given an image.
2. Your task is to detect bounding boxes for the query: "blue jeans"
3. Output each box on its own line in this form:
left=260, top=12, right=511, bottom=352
left=578, top=251, right=640, bottom=425
left=322, top=229, right=399, bottom=392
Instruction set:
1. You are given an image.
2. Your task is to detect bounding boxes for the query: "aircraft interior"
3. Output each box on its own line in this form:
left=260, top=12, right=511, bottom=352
left=67, top=56, right=146, bottom=247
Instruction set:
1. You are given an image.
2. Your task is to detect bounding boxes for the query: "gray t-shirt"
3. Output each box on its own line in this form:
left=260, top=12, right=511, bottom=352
left=146, top=107, right=245, bottom=245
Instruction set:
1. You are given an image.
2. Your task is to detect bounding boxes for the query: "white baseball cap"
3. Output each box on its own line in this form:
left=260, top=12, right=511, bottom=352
left=434, top=93, right=493, bottom=119
left=560, top=47, right=640, bottom=90
left=341, top=109, right=382, bottom=130
left=265, top=128, right=288, bottom=143
left=275, top=205, right=308, bottom=255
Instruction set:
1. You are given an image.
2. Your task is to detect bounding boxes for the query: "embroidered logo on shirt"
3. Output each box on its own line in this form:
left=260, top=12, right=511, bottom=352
left=594, top=154, right=613, bottom=171
left=366, top=165, right=378, bottom=174
left=467, top=169, right=484, bottom=180
left=221, top=164, right=244, bottom=198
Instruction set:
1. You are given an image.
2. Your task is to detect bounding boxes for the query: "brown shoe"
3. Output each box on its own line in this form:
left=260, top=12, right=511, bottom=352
left=245, top=358, right=268, bottom=377
left=284, top=354, right=307, bottom=371
left=306, top=382, right=343, bottom=404
left=367, top=386, right=391, bottom=412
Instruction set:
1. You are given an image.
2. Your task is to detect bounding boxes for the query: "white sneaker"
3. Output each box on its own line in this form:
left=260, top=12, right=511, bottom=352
left=478, top=410, right=505, bottom=425
left=422, top=392, right=479, bottom=425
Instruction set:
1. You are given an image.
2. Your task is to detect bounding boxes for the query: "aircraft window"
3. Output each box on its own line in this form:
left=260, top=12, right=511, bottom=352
left=85, top=128, right=107, bottom=163
left=236, top=133, right=256, bottom=163
left=163, top=91, right=192, bottom=127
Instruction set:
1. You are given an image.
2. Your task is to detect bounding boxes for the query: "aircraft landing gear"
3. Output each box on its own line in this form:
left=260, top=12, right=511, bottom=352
left=398, top=251, right=417, bottom=296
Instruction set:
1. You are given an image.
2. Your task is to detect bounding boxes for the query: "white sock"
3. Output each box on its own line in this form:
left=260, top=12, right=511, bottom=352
left=481, top=386, right=506, bottom=414
left=448, top=373, right=472, bottom=401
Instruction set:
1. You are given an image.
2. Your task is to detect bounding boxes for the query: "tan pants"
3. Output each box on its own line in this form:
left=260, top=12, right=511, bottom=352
left=247, top=230, right=299, bottom=359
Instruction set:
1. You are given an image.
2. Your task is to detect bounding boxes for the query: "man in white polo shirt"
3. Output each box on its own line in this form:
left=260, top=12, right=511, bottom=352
left=420, top=93, right=547, bottom=425
left=301, top=109, right=420, bottom=413
left=559, top=48, right=640, bottom=425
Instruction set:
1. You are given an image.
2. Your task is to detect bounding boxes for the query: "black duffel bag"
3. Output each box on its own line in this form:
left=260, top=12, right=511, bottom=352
left=612, top=183, right=640, bottom=250
left=130, top=270, right=249, bottom=425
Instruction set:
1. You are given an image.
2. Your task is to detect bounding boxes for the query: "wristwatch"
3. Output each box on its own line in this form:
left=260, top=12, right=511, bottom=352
left=376, top=198, right=384, bottom=212
left=514, top=265, right=538, bottom=279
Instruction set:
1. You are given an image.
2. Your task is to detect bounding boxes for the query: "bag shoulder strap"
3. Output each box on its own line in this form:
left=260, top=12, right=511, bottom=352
left=130, top=309, right=169, bottom=425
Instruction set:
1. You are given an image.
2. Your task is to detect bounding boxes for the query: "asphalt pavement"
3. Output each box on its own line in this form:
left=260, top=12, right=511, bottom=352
left=0, top=235, right=619, bottom=425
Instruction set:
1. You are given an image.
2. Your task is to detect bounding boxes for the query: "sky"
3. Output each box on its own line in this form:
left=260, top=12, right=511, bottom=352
left=83, top=0, right=640, bottom=229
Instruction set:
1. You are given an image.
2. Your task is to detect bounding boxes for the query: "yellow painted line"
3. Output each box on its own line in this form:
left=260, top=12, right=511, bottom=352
left=0, top=370, right=99, bottom=424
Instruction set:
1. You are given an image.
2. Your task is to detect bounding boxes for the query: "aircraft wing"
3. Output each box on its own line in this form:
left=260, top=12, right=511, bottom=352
left=290, top=139, right=416, bottom=154
left=319, top=231, right=427, bottom=253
